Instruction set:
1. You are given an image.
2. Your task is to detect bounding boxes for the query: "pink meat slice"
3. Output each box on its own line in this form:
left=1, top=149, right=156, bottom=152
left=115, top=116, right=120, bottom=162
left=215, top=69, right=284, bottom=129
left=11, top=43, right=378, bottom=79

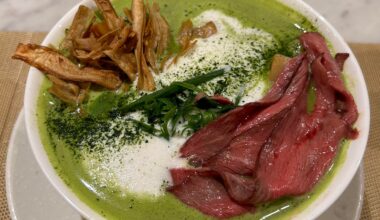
left=180, top=54, right=305, bottom=166
left=335, top=53, right=349, bottom=71
left=195, top=93, right=235, bottom=105
left=168, top=169, right=251, bottom=218
left=207, top=59, right=309, bottom=176
left=168, top=32, right=359, bottom=218
left=250, top=54, right=350, bottom=204
left=300, top=32, right=358, bottom=127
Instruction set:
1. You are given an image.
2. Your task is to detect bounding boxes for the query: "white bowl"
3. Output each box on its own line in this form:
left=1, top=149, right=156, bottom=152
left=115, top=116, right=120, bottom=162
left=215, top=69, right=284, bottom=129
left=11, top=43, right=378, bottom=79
left=23, top=0, right=370, bottom=219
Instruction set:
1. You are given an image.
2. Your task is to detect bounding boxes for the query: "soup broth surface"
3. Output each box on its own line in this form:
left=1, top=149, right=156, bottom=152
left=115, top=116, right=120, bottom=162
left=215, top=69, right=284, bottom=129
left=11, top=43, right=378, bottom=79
left=37, top=0, right=348, bottom=219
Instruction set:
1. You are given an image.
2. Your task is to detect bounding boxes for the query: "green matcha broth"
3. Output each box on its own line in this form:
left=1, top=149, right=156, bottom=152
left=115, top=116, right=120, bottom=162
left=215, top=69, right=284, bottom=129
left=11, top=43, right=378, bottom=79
left=36, top=0, right=348, bottom=219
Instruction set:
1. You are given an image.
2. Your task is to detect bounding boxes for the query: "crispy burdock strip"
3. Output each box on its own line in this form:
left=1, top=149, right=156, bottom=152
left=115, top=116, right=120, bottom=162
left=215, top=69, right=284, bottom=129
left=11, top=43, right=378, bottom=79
left=82, top=28, right=121, bottom=59
left=47, top=75, right=87, bottom=104
left=132, top=0, right=145, bottom=82
left=192, top=21, right=217, bottom=38
left=172, top=20, right=217, bottom=65
left=47, top=74, right=80, bottom=96
left=12, top=43, right=122, bottom=90
left=144, top=40, right=158, bottom=73
left=93, top=0, right=123, bottom=30
left=159, top=51, right=173, bottom=71
left=74, top=34, right=99, bottom=51
left=77, top=82, right=91, bottom=103
left=90, top=21, right=111, bottom=37
left=144, top=6, right=158, bottom=73
left=140, top=55, right=156, bottom=91
left=172, top=40, right=197, bottom=65
left=178, top=20, right=194, bottom=49
left=123, top=8, right=133, bottom=23
left=49, top=84, right=79, bottom=105
left=171, top=20, right=194, bottom=65
left=109, top=26, right=132, bottom=52
left=73, top=29, right=119, bottom=62
left=97, top=28, right=120, bottom=44
left=104, top=49, right=137, bottom=81
left=178, top=20, right=217, bottom=46
left=143, top=0, right=169, bottom=73
left=132, top=0, right=155, bottom=91
left=124, top=32, right=138, bottom=53
left=150, top=0, right=170, bottom=57
left=73, top=31, right=115, bottom=62
left=59, top=5, right=95, bottom=57
left=73, top=29, right=118, bottom=64
left=74, top=49, right=105, bottom=62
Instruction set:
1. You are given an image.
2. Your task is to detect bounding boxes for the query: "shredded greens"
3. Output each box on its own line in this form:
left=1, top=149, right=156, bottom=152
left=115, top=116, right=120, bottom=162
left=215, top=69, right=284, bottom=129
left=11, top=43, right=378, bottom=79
left=116, top=68, right=237, bottom=139
left=46, top=68, right=237, bottom=145
left=119, top=68, right=226, bottom=114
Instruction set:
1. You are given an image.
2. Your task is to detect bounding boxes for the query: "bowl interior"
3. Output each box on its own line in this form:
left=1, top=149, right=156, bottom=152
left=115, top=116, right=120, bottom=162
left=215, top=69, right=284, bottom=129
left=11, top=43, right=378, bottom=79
left=23, top=0, right=370, bottom=219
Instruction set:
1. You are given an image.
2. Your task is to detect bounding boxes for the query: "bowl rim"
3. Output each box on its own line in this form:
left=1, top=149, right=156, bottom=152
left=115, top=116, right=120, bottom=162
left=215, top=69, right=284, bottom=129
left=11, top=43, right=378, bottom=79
left=23, top=0, right=370, bottom=219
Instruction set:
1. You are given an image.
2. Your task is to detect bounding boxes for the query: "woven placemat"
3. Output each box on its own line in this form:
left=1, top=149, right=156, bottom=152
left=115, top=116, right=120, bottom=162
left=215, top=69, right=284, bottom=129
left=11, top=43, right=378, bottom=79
left=0, top=32, right=379, bottom=219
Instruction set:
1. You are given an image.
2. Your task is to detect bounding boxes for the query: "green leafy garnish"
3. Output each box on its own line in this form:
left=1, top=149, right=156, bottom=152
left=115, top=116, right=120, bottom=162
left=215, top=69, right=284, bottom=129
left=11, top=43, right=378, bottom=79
left=115, top=68, right=238, bottom=139
left=119, top=68, right=226, bottom=114
left=83, top=68, right=236, bottom=140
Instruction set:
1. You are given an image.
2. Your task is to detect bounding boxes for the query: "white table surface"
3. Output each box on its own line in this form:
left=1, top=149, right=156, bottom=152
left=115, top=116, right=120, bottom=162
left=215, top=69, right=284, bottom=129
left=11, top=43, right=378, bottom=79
left=0, top=0, right=379, bottom=43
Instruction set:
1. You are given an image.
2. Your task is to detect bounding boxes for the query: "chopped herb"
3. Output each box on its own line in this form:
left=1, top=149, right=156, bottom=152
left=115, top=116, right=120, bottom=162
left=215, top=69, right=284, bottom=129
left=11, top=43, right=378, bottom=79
left=119, top=68, right=227, bottom=114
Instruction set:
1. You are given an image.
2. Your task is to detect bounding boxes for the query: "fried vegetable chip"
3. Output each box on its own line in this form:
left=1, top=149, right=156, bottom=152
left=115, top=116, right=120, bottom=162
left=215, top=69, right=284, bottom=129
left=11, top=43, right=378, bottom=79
left=12, top=43, right=122, bottom=90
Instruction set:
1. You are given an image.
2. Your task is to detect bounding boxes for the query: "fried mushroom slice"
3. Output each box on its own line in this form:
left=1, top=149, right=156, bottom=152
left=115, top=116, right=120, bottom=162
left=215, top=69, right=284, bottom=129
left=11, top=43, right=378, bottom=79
left=12, top=43, right=122, bottom=90
left=93, top=0, right=123, bottom=30
left=59, top=5, right=95, bottom=58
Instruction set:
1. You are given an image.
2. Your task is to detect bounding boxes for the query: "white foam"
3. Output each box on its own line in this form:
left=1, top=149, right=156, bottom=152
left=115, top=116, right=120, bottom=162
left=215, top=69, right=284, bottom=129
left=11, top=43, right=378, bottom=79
left=158, top=10, right=278, bottom=103
left=83, top=136, right=187, bottom=197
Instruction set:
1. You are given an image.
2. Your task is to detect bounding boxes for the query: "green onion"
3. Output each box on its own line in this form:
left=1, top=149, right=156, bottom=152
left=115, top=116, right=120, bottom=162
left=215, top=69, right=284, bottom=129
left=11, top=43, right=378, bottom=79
left=119, top=68, right=226, bottom=114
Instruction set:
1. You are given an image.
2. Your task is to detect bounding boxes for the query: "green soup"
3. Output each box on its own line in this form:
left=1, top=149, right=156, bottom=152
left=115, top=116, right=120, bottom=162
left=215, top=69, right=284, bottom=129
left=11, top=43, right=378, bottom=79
left=37, top=0, right=348, bottom=219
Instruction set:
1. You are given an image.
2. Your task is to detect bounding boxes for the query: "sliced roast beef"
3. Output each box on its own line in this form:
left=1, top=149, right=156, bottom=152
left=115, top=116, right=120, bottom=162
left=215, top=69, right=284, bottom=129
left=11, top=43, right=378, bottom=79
left=169, top=32, right=359, bottom=219
left=335, top=53, right=349, bottom=71
left=206, top=122, right=275, bottom=175
left=235, top=59, right=309, bottom=136
left=221, top=172, right=256, bottom=204
left=248, top=34, right=357, bottom=205
left=207, top=59, right=308, bottom=176
left=300, top=32, right=358, bottom=127
left=180, top=54, right=305, bottom=166
left=195, top=93, right=235, bottom=106
left=168, top=169, right=251, bottom=218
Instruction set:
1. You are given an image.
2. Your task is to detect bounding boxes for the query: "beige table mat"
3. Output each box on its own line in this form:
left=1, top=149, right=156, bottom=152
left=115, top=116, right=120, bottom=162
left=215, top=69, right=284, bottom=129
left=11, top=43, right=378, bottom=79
left=0, top=32, right=379, bottom=219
